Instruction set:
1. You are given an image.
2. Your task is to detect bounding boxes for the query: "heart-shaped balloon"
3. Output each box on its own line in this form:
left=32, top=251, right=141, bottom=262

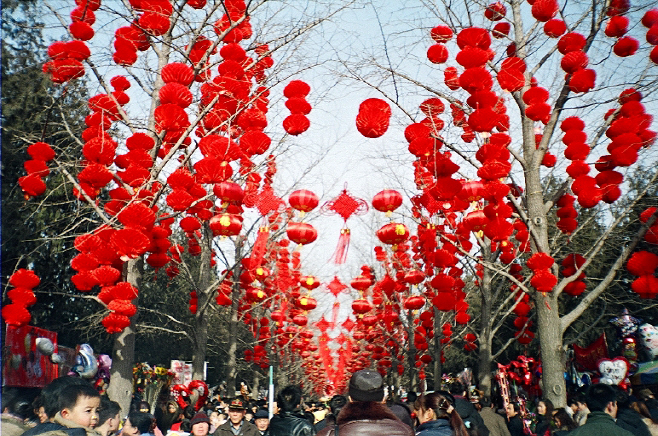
left=598, top=357, right=629, bottom=385
left=638, top=323, right=658, bottom=360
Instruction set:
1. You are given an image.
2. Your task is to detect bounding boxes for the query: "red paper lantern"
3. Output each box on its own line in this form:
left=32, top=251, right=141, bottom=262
left=356, top=98, right=392, bottom=138
left=283, top=114, right=310, bottom=136
left=531, top=0, right=558, bottom=22
left=289, top=190, right=320, bottom=213
left=286, top=222, right=318, bottom=245
left=430, top=25, right=454, bottom=43
left=372, top=189, right=403, bottom=213
left=544, top=19, right=566, bottom=37
left=376, top=223, right=410, bottom=245
left=427, top=44, right=449, bottom=64
left=209, top=213, right=243, bottom=236
left=352, top=298, right=372, bottom=314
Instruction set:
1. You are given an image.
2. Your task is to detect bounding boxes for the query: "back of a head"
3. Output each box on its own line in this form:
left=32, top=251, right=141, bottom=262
left=58, top=383, right=101, bottom=413
left=450, top=381, right=465, bottom=396
left=407, top=392, right=417, bottom=404
left=277, top=385, right=302, bottom=412
left=416, top=392, right=468, bottom=436
left=2, top=388, right=33, bottom=420
left=99, top=397, right=122, bottom=426
left=43, top=376, right=92, bottom=418
left=348, top=370, right=384, bottom=403
left=129, top=411, right=155, bottom=434
left=586, top=384, right=616, bottom=412
left=480, top=397, right=492, bottom=408
left=614, top=386, right=631, bottom=409
left=329, top=395, right=347, bottom=415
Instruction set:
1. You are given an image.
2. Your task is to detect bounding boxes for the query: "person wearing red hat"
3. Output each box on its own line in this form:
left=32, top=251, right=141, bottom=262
left=213, top=399, right=257, bottom=436
left=190, top=413, right=210, bottom=436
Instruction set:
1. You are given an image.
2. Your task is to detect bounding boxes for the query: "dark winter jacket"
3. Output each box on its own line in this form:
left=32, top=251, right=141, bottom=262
left=479, top=408, right=511, bottom=436
left=20, top=415, right=100, bottom=436
left=214, top=419, right=259, bottom=436
left=268, top=411, right=315, bottom=436
left=316, top=401, right=414, bottom=436
left=453, top=397, right=489, bottom=436
left=568, top=411, right=635, bottom=436
left=415, top=419, right=453, bottom=436
left=506, top=415, right=524, bottom=436
left=535, top=415, right=551, bottom=436
left=617, top=408, right=652, bottom=436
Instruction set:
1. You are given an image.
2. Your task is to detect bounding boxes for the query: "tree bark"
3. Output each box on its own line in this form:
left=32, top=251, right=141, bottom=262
left=192, top=225, right=213, bottom=380
left=107, top=258, right=141, bottom=415
left=432, top=308, right=443, bottom=391
left=536, top=292, right=566, bottom=407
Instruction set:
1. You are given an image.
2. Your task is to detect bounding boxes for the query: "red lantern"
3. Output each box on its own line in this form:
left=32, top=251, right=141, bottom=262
left=351, top=275, right=373, bottom=291
left=289, top=190, right=320, bottom=213
left=286, top=222, right=318, bottom=245
left=372, top=190, right=403, bottom=214
left=376, top=223, right=410, bottom=245
left=300, top=276, right=320, bottom=290
left=352, top=298, right=372, bottom=314
left=209, top=213, right=242, bottom=236
left=213, top=181, right=245, bottom=205
left=404, top=295, right=426, bottom=310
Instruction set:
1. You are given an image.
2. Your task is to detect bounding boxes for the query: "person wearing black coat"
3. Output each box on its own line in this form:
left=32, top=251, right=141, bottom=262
left=505, top=403, right=524, bottom=436
left=268, top=386, right=315, bottom=436
left=449, top=382, right=490, bottom=436
left=615, top=387, right=652, bottom=436
left=535, top=399, right=554, bottom=436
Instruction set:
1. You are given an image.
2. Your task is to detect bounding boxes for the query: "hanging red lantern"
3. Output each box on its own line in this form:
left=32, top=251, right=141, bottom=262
left=300, top=276, right=320, bottom=290
left=213, top=181, right=245, bottom=205
left=297, top=295, right=317, bottom=310
left=372, top=190, right=403, bottom=214
left=286, top=222, right=318, bottom=245
left=404, top=295, right=426, bottom=310
left=209, top=213, right=243, bottom=236
left=289, top=190, right=320, bottom=214
left=376, top=223, right=410, bottom=245
left=352, top=298, right=372, bottom=314
left=351, top=275, right=373, bottom=291
left=356, top=98, right=392, bottom=138
left=404, top=270, right=426, bottom=285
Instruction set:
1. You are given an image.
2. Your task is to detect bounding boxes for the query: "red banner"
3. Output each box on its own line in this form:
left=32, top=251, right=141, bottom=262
left=573, top=332, right=609, bottom=371
left=3, top=325, right=58, bottom=387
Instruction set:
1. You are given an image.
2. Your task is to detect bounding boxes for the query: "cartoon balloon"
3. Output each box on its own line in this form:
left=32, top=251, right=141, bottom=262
left=639, top=323, right=658, bottom=360
left=171, top=384, right=191, bottom=409
left=36, top=338, right=55, bottom=356
left=188, top=380, right=209, bottom=411
left=71, top=344, right=98, bottom=378
left=611, top=308, right=641, bottom=338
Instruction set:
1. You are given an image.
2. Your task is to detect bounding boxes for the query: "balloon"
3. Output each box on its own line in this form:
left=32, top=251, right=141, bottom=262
left=188, top=380, right=209, bottom=411
left=611, top=308, right=641, bottom=338
left=96, top=354, right=112, bottom=381
left=598, top=357, right=629, bottom=385
left=171, top=384, right=191, bottom=409
left=71, top=344, right=98, bottom=379
left=36, top=338, right=55, bottom=356
left=51, top=353, right=63, bottom=364
left=639, top=323, right=658, bottom=360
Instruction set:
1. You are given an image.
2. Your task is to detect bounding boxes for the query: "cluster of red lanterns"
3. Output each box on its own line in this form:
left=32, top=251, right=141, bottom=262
left=627, top=251, right=658, bottom=298
left=601, top=0, right=640, bottom=58
left=642, top=9, right=658, bottom=63
left=286, top=189, right=319, bottom=246
left=512, top=292, right=534, bottom=345
left=555, top=194, right=578, bottom=235
left=641, top=207, right=658, bottom=244
left=18, top=142, right=56, bottom=199
left=1, top=269, right=40, bottom=326
left=112, top=22, right=149, bottom=66
left=213, top=0, right=253, bottom=44
left=561, top=254, right=587, bottom=296
left=356, top=98, right=391, bottom=138
left=283, top=80, right=312, bottom=135
left=527, top=252, right=557, bottom=293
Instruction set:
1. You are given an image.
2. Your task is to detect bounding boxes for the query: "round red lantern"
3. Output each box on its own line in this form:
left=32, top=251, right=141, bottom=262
left=372, top=190, right=403, bottom=214
left=209, top=213, right=242, bottom=236
left=376, top=223, right=410, bottom=245
left=289, top=189, right=319, bottom=214
left=286, top=222, right=318, bottom=245
left=352, top=298, right=372, bottom=314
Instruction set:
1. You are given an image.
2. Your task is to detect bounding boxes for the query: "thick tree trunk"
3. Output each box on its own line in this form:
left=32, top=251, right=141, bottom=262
left=107, top=259, right=141, bottom=415
left=406, top=310, right=418, bottom=391
left=536, top=292, right=566, bottom=407
left=192, top=225, right=213, bottom=380
left=226, top=294, right=239, bottom=396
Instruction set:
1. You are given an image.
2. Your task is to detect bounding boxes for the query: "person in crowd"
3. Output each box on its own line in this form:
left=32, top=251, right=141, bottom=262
left=123, top=412, right=157, bottom=436
left=158, top=401, right=182, bottom=434
left=189, top=413, right=210, bottom=436
left=504, top=402, right=523, bottom=436
left=568, top=383, right=634, bottom=436
left=573, top=392, right=590, bottom=427
left=253, top=410, right=269, bottom=436
left=32, top=397, right=48, bottom=425
left=28, top=383, right=102, bottom=436
left=311, top=403, right=327, bottom=426
left=637, top=389, right=658, bottom=426
left=314, top=396, right=346, bottom=432
left=478, top=397, right=510, bottom=436
left=614, top=387, right=651, bottom=436
left=316, top=369, right=413, bottom=436
left=388, top=400, right=414, bottom=429
left=212, top=399, right=258, bottom=436
left=552, top=408, right=577, bottom=436
left=535, top=399, right=554, bottom=436
left=208, top=411, right=222, bottom=434
left=137, top=403, right=151, bottom=415
left=414, top=391, right=469, bottom=436
left=630, top=399, right=658, bottom=436
left=449, top=382, right=489, bottom=436
left=95, top=398, right=121, bottom=436
left=244, top=411, right=254, bottom=425
left=567, top=399, right=579, bottom=420
left=268, top=385, right=315, bottom=436
left=2, top=388, right=34, bottom=436
left=22, top=377, right=94, bottom=436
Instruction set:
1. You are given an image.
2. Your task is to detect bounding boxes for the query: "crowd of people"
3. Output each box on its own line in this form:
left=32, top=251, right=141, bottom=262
left=3, top=371, right=658, bottom=436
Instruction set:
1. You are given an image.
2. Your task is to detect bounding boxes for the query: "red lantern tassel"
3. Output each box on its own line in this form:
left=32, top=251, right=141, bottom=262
left=331, top=227, right=350, bottom=264
left=250, top=226, right=270, bottom=268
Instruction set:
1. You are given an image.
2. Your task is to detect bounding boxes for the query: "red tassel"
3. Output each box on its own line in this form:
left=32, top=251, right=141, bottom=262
left=331, top=228, right=350, bottom=264
left=332, top=301, right=340, bottom=326
left=250, top=226, right=270, bottom=268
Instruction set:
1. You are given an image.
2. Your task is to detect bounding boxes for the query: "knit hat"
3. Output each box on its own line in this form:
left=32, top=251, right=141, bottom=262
left=190, top=412, right=210, bottom=427
left=348, top=370, right=384, bottom=402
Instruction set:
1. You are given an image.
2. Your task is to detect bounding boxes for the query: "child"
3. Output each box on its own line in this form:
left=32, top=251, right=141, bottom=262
left=27, top=384, right=102, bottom=436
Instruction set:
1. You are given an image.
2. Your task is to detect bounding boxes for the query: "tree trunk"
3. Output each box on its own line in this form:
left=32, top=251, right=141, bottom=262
left=478, top=267, right=494, bottom=397
left=406, top=310, right=418, bottom=391
left=192, top=225, right=213, bottom=380
left=536, top=292, right=566, bottom=407
left=107, top=259, right=141, bottom=415
left=226, top=293, right=239, bottom=396
left=252, top=371, right=260, bottom=399
left=432, top=308, right=443, bottom=391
